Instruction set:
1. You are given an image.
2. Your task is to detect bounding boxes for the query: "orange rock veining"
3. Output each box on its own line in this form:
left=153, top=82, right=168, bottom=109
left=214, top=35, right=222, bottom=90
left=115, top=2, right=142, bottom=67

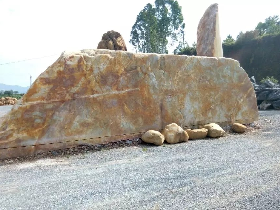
left=0, top=49, right=258, bottom=159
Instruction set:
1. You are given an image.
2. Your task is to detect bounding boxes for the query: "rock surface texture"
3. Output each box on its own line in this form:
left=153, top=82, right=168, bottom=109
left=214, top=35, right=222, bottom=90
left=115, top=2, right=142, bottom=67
left=0, top=97, right=17, bottom=106
left=97, top=30, right=127, bottom=51
left=203, top=123, right=225, bottom=138
left=186, top=128, right=208, bottom=140
left=232, top=123, right=247, bottom=133
left=141, top=130, right=164, bottom=146
left=251, top=77, right=280, bottom=110
left=0, top=49, right=258, bottom=159
left=162, top=123, right=189, bottom=144
left=197, top=3, right=223, bottom=57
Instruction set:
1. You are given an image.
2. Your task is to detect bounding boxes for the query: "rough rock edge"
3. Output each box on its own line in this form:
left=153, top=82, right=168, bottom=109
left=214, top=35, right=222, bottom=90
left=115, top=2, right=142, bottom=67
left=0, top=49, right=258, bottom=160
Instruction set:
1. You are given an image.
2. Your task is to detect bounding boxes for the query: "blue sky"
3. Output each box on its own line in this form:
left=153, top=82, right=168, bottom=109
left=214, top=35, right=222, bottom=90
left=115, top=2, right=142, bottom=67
left=0, top=0, right=279, bottom=87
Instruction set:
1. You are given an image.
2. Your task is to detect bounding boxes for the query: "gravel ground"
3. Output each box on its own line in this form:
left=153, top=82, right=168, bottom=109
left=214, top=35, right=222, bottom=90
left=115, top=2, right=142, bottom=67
left=0, top=109, right=280, bottom=210
left=0, top=105, right=13, bottom=116
left=0, top=105, right=12, bottom=123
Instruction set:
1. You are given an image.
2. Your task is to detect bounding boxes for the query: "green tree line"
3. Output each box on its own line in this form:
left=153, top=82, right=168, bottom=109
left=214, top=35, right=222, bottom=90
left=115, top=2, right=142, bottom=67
left=223, top=15, right=280, bottom=46
left=0, top=90, right=24, bottom=99
left=222, top=15, right=280, bottom=83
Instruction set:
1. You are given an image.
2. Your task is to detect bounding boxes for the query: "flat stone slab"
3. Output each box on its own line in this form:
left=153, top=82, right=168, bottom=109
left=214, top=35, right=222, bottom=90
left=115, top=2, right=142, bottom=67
left=0, top=49, right=258, bottom=159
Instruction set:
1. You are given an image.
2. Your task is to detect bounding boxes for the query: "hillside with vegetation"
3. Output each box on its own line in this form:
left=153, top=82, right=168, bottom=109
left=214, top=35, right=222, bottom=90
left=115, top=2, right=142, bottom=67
left=0, top=90, right=24, bottom=99
left=223, top=16, right=280, bottom=83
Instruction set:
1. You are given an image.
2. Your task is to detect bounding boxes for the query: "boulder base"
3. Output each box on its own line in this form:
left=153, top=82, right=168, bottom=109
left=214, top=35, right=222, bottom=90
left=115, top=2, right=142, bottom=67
left=0, top=49, right=258, bottom=159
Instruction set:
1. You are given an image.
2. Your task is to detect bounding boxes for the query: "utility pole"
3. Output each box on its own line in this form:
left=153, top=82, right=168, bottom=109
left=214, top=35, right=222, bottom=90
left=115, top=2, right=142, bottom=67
left=30, top=75, right=32, bottom=87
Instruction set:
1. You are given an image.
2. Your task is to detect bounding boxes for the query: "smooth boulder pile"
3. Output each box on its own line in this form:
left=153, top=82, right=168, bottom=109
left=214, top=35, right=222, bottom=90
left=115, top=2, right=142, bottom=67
left=251, top=76, right=280, bottom=110
left=0, top=97, right=17, bottom=106
left=142, top=122, right=249, bottom=146
left=142, top=123, right=190, bottom=146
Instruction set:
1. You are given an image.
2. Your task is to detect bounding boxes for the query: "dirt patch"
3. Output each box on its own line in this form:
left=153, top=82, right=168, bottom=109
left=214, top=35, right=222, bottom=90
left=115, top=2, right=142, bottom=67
left=0, top=138, right=142, bottom=165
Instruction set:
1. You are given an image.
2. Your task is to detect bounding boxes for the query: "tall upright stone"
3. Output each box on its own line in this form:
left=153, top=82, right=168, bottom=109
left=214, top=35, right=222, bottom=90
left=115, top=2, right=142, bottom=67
left=197, top=3, right=223, bottom=57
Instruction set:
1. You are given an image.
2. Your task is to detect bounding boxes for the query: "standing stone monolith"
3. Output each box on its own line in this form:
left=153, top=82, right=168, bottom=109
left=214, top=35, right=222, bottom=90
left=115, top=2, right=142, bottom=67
left=197, top=3, right=223, bottom=57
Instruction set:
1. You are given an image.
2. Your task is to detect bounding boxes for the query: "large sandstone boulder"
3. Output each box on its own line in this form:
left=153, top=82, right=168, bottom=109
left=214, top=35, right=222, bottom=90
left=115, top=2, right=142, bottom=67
left=197, top=3, right=223, bottom=57
left=162, top=123, right=189, bottom=144
left=141, top=130, right=164, bottom=146
left=97, top=30, right=127, bottom=51
left=0, top=49, right=258, bottom=159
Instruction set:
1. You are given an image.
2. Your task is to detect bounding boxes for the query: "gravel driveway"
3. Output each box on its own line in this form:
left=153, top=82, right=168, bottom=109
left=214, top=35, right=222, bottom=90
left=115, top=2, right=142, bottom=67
left=0, top=105, right=12, bottom=123
left=0, top=109, right=280, bottom=210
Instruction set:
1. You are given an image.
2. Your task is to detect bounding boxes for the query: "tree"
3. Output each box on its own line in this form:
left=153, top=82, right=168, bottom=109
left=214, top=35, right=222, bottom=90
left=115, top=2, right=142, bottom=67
left=130, top=0, right=185, bottom=54
left=223, top=35, right=235, bottom=45
left=175, top=42, right=197, bottom=56
left=4, top=90, right=13, bottom=96
left=130, top=4, right=158, bottom=53
left=236, top=30, right=259, bottom=44
left=256, top=15, right=280, bottom=36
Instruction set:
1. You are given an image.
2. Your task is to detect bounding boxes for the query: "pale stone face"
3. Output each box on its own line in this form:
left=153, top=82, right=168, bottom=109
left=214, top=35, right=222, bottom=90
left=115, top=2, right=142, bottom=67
left=232, top=123, right=247, bottom=133
left=141, top=130, right=165, bottom=146
left=203, top=123, right=226, bottom=138
left=162, top=123, right=189, bottom=144
left=0, top=49, right=258, bottom=159
left=197, top=3, right=223, bottom=57
left=186, top=128, right=208, bottom=140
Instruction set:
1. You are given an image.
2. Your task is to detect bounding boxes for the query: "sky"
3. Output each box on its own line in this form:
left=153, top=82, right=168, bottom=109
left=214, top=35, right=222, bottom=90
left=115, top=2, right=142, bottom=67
left=0, top=0, right=279, bottom=87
